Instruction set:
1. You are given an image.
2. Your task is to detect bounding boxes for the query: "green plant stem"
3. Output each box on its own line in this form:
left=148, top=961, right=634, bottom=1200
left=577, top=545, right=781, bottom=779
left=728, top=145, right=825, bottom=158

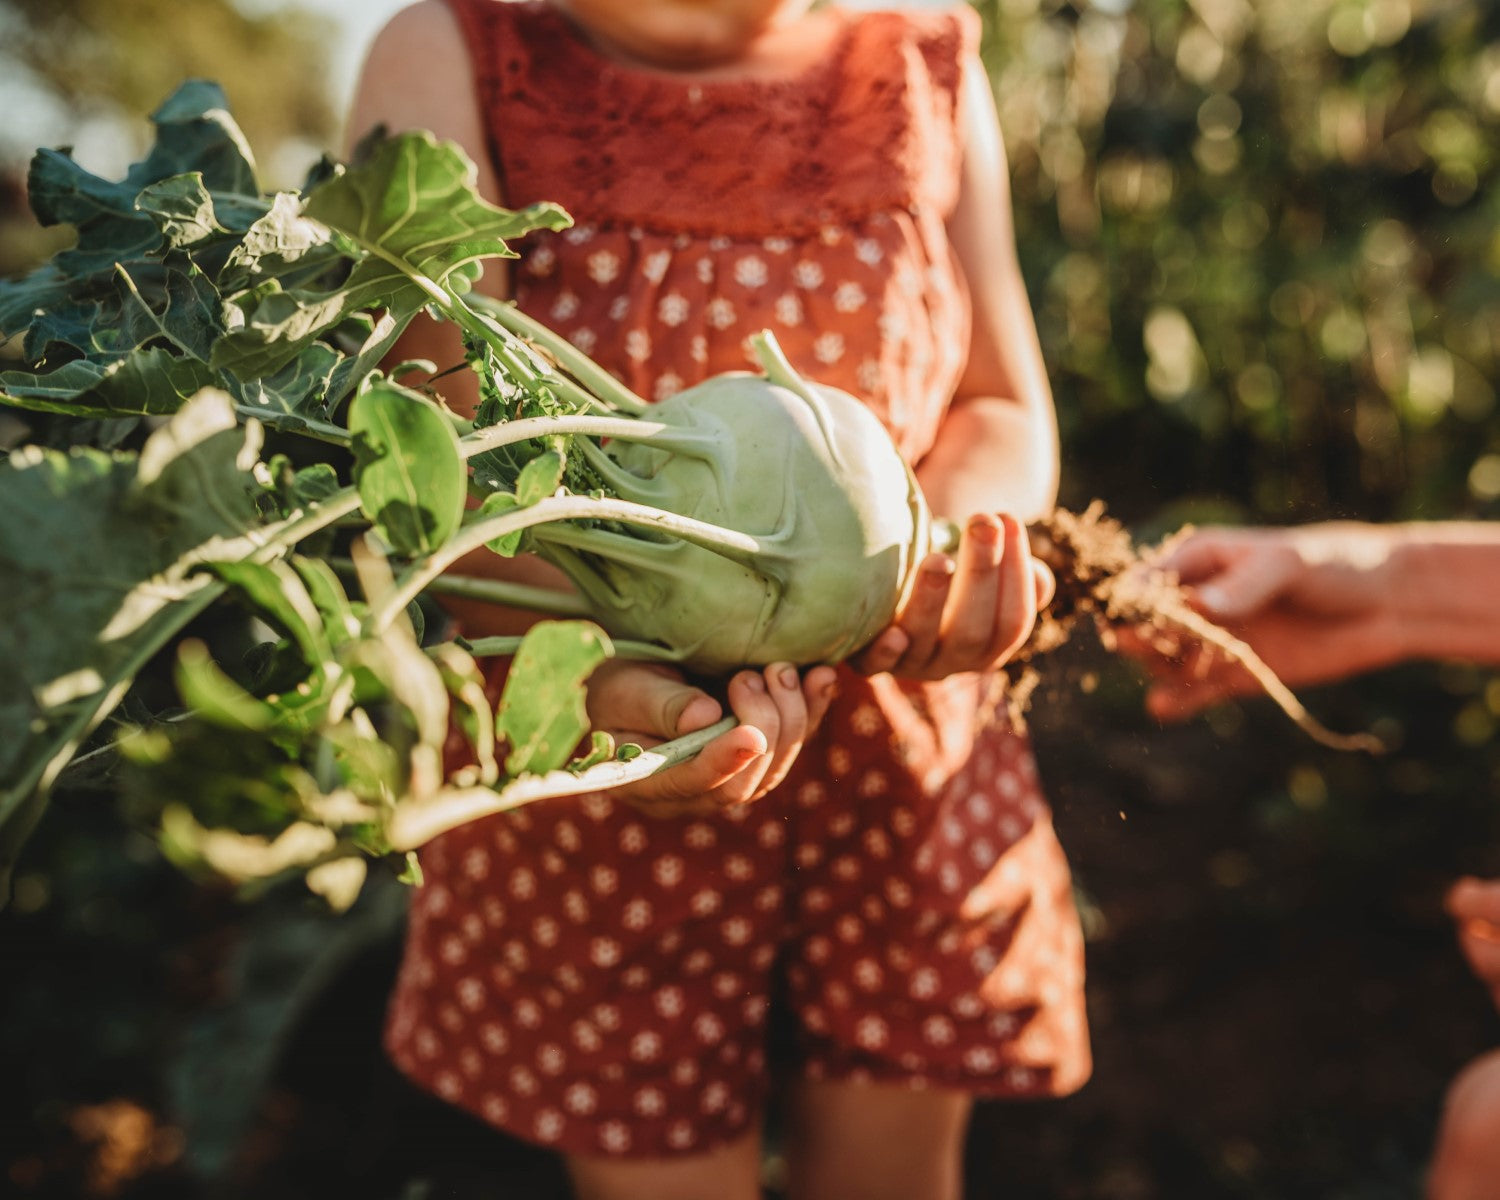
left=467, top=293, right=651, bottom=415
left=331, top=560, right=593, bottom=618
left=384, top=716, right=736, bottom=850
left=455, top=634, right=676, bottom=661
left=370, top=494, right=767, bottom=632
left=235, top=405, right=354, bottom=446
left=458, top=413, right=663, bottom=458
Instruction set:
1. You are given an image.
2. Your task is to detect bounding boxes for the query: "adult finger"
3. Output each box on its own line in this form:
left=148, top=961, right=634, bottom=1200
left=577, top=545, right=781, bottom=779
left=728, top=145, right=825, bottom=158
left=851, top=626, right=911, bottom=676
left=1157, top=531, right=1237, bottom=584
left=1189, top=543, right=1303, bottom=623
left=1447, top=877, right=1500, bottom=925
left=1457, top=921, right=1500, bottom=990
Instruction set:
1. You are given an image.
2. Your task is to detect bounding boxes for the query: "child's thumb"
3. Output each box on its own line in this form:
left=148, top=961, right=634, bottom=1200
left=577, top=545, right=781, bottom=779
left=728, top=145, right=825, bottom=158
left=650, top=677, right=723, bottom=738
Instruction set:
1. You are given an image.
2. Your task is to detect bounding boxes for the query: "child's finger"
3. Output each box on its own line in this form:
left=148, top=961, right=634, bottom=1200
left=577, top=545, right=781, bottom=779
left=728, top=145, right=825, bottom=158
left=745, top=662, right=815, bottom=799
left=890, top=552, right=954, bottom=673
left=588, top=661, right=721, bottom=739
left=984, top=513, right=1039, bottom=666
left=622, top=723, right=768, bottom=812
left=715, top=669, right=784, bottom=805
left=1032, top=559, right=1056, bottom=609
left=801, top=664, right=839, bottom=732
left=937, top=514, right=1003, bottom=666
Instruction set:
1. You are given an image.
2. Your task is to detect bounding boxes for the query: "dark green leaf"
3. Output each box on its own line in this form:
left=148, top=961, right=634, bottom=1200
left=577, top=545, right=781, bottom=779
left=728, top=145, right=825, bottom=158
left=0, top=392, right=268, bottom=879
left=0, top=347, right=217, bottom=418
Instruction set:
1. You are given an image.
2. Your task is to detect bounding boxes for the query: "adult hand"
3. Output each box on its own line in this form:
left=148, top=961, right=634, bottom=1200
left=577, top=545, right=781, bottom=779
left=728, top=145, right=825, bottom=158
left=852, top=513, right=1053, bottom=682
left=1447, top=876, right=1500, bottom=1011
left=585, top=659, right=838, bottom=818
left=1129, top=523, right=1404, bottom=721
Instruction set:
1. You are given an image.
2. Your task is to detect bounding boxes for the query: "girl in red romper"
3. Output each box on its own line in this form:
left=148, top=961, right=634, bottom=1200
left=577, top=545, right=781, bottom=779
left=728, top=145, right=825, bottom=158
left=352, top=0, right=1090, bottom=1193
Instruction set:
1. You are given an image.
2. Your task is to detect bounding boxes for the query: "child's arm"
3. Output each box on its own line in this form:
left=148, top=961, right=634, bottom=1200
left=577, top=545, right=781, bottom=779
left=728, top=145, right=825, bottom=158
left=855, top=53, right=1060, bottom=681
left=918, top=54, right=1060, bottom=525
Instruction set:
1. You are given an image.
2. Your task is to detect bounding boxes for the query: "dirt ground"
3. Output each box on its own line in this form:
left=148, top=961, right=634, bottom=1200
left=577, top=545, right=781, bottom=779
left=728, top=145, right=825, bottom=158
left=6, top=638, right=1500, bottom=1199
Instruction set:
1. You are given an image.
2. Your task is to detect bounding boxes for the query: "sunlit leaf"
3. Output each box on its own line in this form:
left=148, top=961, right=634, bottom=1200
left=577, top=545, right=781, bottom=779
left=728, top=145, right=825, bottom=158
left=348, top=382, right=466, bottom=556
left=495, top=621, right=611, bottom=776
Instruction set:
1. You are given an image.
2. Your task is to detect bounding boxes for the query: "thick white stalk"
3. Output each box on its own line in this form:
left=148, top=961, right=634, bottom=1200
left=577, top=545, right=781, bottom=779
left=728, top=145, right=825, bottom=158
left=369, top=494, right=767, bottom=632
left=385, top=716, right=736, bottom=850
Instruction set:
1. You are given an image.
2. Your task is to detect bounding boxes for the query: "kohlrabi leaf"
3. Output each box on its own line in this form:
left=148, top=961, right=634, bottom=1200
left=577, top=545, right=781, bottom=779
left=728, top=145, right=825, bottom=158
left=0, top=348, right=218, bottom=417
left=348, top=382, right=466, bottom=556
left=302, top=132, right=572, bottom=297
left=224, top=342, right=342, bottom=432
left=0, top=390, right=271, bottom=896
left=516, top=450, right=565, bottom=505
left=476, top=492, right=525, bottom=557
left=174, top=639, right=279, bottom=733
left=24, top=81, right=262, bottom=281
left=205, top=559, right=335, bottom=666
left=219, top=192, right=343, bottom=292
left=480, top=492, right=534, bottom=558
left=135, top=172, right=267, bottom=250
left=0, top=265, right=73, bottom=341
left=115, top=263, right=221, bottom=362
left=206, top=134, right=570, bottom=380
left=495, top=621, right=611, bottom=776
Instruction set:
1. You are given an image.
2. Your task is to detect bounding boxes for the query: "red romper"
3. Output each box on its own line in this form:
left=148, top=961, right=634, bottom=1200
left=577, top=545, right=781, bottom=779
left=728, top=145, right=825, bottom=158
left=384, top=0, right=1091, bottom=1159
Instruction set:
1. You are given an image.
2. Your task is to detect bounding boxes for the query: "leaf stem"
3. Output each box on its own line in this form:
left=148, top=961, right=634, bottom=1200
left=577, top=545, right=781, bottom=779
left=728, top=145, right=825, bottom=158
left=456, top=634, right=676, bottom=661
left=384, top=716, right=737, bottom=850
left=370, top=494, right=766, bottom=632
left=466, top=294, right=651, bottom=415
left=458, top=414, right=663, bottom=458
left=334, top=562, right=593, bottom=618
left=235, top=405, right=353, bottom=446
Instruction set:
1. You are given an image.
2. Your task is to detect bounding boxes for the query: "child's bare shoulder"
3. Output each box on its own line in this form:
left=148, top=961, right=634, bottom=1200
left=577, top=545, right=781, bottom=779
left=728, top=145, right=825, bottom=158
left=365, top=0, right=470, bottom=64
left=347, top=0, right=490, bottom=158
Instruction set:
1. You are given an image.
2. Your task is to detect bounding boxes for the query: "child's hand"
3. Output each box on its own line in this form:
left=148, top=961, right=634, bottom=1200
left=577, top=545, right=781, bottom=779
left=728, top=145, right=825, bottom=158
left=585, top=659, right=837, bottom=818
left=1447, top=876, right=1500, bottom=1010
left=853, top=513, right=1053, bottom=681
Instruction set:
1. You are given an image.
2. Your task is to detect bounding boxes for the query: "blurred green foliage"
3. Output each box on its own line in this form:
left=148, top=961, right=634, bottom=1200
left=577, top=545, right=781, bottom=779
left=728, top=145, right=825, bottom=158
left=0, top=0, right=338, bottom=278
left=980, top=0, right=1500, bottom=531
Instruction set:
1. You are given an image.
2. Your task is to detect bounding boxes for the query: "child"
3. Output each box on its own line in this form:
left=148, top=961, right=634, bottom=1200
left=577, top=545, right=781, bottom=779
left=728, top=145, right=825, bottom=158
left=346, top=2, right=1090, bottom=1196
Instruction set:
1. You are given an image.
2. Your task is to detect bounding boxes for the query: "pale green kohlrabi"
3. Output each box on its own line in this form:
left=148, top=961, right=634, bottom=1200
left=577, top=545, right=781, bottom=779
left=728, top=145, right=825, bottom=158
left=467, top=302, right=949, bottom=674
